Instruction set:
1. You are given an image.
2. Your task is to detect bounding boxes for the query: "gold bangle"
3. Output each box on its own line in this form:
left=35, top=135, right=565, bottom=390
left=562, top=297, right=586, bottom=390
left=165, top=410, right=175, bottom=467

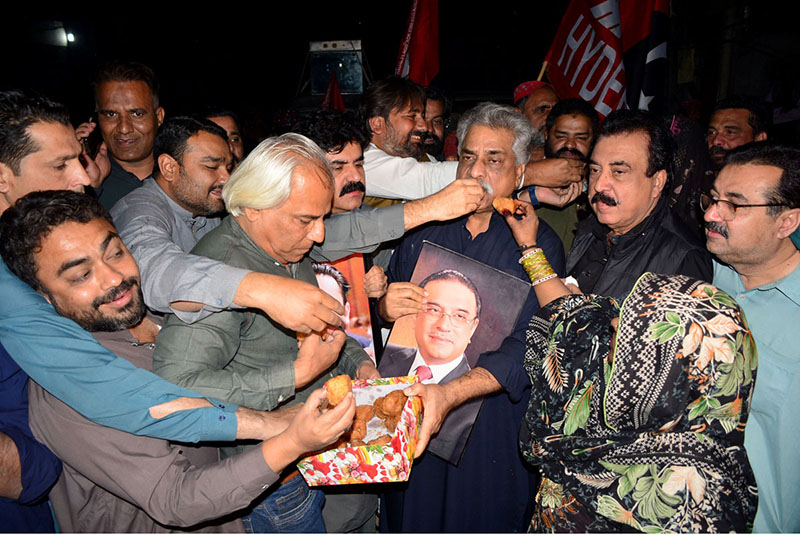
left=520, top=249, right=556, bottom=283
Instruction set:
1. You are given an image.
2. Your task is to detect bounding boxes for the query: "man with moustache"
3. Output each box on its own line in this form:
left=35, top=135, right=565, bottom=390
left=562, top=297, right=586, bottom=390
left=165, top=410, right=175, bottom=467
left=1, top=190, right=355, bottom=532
left=88, top=61, right=165, bottom=209
left=362, top=76, right=585, bottom=206
left=513, top=80, right=560, bottom=138
left=566, top=109, right=712, bottom=300
left=707, top=96, right=770, bottom=171
left=421, top=87, right=449, bottom=161
left=111, top=116, right=247, bottom=322
left=292, top=110, right=484, bottom=268
left=381, top=269, right=480, bottom=377
left=378, top=102, right=565, bottom=533
left=702, top=144, right=800, bottom=533
left=521, top=98, right=599, bottom=251
left=543, top=98, right=598, bottom=162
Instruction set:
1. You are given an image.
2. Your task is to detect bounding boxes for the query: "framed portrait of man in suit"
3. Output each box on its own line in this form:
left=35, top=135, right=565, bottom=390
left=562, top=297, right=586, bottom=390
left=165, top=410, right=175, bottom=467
left=379, top=242, right=529, bottom=464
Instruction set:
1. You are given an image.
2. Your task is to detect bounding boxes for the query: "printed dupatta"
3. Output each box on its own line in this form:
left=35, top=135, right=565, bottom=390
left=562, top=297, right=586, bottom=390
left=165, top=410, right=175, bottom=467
left=520, top=273, right=758, bottom=533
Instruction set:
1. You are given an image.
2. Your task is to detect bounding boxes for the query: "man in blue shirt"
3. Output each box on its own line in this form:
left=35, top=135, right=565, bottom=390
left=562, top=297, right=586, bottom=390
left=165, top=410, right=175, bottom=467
left=702, top=143, right=800, bottom=533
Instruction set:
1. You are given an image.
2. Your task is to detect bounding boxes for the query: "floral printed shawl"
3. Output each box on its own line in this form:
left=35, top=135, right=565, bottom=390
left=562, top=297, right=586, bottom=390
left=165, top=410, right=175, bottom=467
left=520, top=273, right=758, bottom=533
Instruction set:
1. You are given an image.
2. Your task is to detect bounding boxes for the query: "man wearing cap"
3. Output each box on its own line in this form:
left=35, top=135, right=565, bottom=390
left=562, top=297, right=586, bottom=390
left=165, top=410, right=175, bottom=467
left=514, top=81, right=560, bottom=138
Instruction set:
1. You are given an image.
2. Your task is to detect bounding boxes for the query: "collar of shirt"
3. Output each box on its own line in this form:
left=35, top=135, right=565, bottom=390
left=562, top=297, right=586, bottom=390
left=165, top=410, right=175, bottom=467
left=714, top=259, right=800, bottom=307
left=410, top=349, right=465, bottom=384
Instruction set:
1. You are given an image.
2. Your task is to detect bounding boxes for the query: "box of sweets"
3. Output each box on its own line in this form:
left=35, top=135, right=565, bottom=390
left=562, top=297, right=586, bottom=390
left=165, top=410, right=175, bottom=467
left=297, top=376, right=422, bottom=486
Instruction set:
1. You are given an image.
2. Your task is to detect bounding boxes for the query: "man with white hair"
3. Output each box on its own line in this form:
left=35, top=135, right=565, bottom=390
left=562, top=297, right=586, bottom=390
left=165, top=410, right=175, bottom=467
left=378, top=102, right=565, bottom=532
left=111, top=116, right=349, bottom=333
left=153, top=133, right=378, bottom=532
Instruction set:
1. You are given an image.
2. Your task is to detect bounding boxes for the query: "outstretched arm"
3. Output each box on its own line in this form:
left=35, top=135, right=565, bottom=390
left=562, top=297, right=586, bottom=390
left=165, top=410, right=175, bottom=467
left=1, top=261, right=239, bottom=443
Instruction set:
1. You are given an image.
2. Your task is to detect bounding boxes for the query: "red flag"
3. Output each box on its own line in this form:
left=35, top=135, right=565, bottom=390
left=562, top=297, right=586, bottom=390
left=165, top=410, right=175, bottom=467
left=321, top=71, right=345, bottom=111
left=544, top=0, right=669, bottom=118
left=395, top=0, right=439, bottom=85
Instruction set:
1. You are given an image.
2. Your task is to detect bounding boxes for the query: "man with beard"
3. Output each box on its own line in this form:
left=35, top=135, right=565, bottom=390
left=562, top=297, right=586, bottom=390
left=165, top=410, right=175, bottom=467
left=521, top=98, right=599, bottom=251
left=543, top=98, right=598, bottom=162
left=703, top=144, right=800, bottom=533
left=707, top=96, right=769, bottom=171
left=565, top=109, right=712, bottom=300
left=0, top=91, right=272, bottom=531
left=362, top=75, right=585, bottom=207
left=421, top=86, right=449, bottom=161
left=1, top=190, right=355, bottom=532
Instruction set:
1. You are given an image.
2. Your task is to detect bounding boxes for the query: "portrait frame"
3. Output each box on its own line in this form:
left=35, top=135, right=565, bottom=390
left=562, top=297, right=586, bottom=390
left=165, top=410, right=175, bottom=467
left=380, top=241, right=530, bottom=464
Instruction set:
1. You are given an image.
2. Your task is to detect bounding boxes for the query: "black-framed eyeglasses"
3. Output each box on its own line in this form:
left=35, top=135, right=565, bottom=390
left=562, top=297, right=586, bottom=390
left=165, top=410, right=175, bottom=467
left=699, top=193, right=787, bottom=221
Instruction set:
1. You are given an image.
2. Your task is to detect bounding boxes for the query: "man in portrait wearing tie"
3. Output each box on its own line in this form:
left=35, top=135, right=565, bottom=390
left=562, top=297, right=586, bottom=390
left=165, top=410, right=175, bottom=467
left=379, top=269, right=481, bottom=461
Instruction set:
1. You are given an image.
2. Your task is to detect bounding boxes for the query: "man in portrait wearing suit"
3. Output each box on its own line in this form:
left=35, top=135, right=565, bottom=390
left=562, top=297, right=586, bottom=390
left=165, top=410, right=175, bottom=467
left=379, top=269, right=481, bottom=461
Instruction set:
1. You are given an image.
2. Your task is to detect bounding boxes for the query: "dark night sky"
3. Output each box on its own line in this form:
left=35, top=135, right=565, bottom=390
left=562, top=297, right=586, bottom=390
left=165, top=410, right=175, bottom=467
left=2, top=1, right=798, bottom=143
left=1, top=3, right=564, bottom=119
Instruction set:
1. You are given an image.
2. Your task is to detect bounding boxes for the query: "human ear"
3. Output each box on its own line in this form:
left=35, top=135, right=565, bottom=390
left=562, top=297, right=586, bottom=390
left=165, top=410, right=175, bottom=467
left=243, top=206, right=260, bottom=222
left=651, top=169, right=667, bottom=197
left=158, top=154, right=179, bottom=182
left=0, top=162, right=15, bottom=194
left=368, top=116, right=385, bottom=136
left=776, top=208, right=800, bottom=239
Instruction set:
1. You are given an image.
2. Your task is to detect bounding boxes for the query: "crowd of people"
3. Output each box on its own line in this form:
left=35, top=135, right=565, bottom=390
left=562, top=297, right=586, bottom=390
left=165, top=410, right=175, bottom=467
left=0, top=59, right=797, bottom=534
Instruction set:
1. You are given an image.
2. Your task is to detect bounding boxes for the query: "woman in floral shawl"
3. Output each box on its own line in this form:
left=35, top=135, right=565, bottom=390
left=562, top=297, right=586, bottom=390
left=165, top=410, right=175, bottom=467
left=519, top=272, right=758, bottom=532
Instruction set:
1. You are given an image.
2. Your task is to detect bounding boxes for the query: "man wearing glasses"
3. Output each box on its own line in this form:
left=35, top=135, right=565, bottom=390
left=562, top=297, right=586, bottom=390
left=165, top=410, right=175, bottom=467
left=380, top=269, right=481, bottom=382
left=702, top=143, right=800, bottom=534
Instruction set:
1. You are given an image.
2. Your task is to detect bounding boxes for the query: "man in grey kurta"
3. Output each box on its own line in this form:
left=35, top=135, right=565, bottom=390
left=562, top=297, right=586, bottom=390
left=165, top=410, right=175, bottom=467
left=111, top=116, right=405, bottom=328
left=153, top=133, right=379, bottom=533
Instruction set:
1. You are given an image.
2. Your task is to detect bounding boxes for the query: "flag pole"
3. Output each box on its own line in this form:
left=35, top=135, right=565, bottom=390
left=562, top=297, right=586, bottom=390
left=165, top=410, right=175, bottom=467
left=537, top=61, right=548, bottom=82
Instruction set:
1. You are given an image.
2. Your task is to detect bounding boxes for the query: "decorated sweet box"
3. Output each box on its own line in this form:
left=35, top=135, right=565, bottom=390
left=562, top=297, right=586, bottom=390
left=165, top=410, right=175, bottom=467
left=297, top=376, right=423, bottom=486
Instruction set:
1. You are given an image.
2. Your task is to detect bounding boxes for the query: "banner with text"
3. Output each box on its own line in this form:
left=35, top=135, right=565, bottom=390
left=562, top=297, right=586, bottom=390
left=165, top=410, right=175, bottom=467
left=545, top=0, right=669, bottom=118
